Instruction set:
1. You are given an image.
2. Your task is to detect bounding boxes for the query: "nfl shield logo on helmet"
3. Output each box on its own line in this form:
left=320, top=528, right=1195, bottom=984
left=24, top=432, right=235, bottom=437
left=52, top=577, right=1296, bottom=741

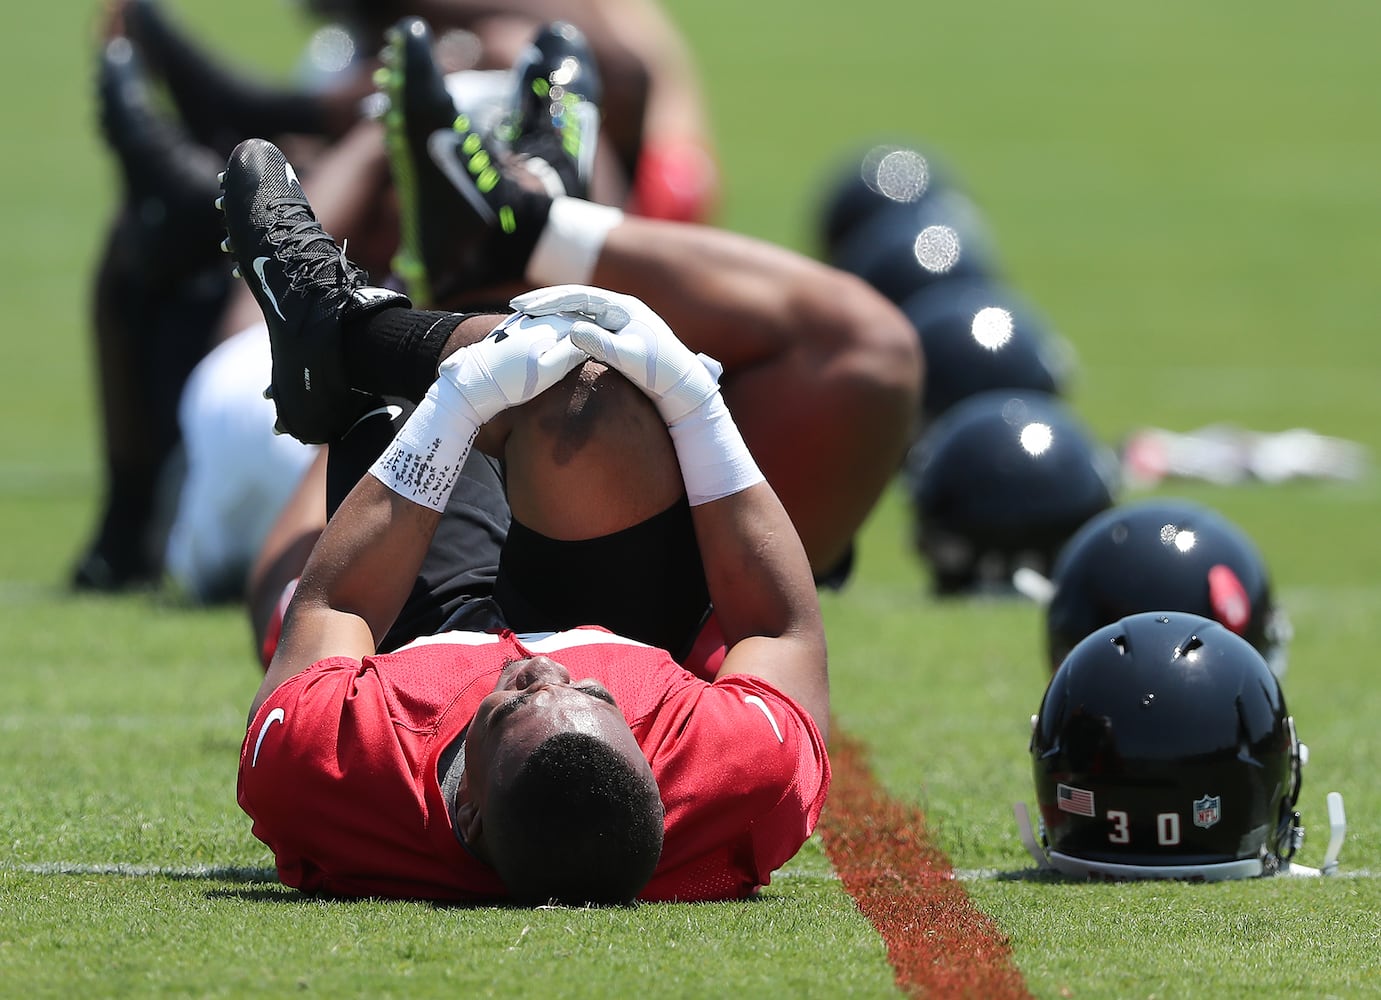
left=1193, top=794, right=1222, bottom=829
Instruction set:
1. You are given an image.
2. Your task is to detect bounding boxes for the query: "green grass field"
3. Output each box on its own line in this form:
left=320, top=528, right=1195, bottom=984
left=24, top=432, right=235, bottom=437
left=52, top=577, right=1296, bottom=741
left=2, top=0, right=1378, bottom=996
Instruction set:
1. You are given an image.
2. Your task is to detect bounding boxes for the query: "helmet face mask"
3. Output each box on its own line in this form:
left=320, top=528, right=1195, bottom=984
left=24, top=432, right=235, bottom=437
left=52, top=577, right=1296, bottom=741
left=917, top=523, right=1053, bottom=597
left=1028, top=612, right=1304, bottom=881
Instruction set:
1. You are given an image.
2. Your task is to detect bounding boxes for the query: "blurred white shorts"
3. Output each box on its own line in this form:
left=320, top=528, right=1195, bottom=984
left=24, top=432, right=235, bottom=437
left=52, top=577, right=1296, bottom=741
left=164, top=323, right=319, bottom=601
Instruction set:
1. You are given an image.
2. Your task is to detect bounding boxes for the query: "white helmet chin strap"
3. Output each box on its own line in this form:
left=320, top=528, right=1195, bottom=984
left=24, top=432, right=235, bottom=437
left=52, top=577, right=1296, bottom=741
left=1013, top=802, right=1051, bottom=870
left=1012, top=793, right=1347, bottom=879
left=1283, top=791, right=1348, bottom=877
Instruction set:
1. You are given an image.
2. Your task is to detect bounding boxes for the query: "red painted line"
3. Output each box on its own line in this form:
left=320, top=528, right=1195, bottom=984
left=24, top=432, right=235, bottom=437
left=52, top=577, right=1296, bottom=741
left=816, top=730, right=1032, bottom=999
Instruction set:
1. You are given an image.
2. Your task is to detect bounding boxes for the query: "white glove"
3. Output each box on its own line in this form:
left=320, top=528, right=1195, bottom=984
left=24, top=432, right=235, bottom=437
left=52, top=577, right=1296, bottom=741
left=510, top=284, right=722, bottom=425
left=370, top=313, right=585, bottom=512
left=438, top=312, right=588, bottom=424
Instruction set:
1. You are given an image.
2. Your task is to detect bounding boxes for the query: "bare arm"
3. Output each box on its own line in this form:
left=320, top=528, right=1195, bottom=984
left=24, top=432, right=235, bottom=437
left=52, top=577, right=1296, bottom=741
left=246, top=447, right=327, bottom=663
left=691, top=483, right=829, bottom=740
left=250, top=474, right=442, bottom=720
left=244, top=311, right=510, bottom=674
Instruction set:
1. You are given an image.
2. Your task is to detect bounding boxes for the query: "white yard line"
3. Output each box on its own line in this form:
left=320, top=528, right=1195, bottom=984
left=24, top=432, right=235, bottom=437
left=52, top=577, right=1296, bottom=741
left=4, top=862, right=276, bottom=881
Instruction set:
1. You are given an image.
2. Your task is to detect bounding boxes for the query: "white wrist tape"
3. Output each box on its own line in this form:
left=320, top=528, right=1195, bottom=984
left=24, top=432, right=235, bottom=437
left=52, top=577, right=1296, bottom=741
left=667, top=393, right=765, bottom=506
left=368, top=378, right=480, bottom=512
left=525, top=196, right=625, bottom=286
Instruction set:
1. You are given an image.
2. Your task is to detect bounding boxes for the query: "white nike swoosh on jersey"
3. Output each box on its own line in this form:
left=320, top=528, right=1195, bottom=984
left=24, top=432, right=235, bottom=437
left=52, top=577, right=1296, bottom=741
left=251, top=707, right=286, bottom=767
left=426, top=130, right=498, bottom=224
left=744, top=695, right=784, bottom=744
left=252, top=257, right=287, bottom=321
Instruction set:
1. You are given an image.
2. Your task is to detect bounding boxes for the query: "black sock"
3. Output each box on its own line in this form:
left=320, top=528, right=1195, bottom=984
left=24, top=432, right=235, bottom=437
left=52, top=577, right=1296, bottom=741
left=341, top=307, right=466, bottom=401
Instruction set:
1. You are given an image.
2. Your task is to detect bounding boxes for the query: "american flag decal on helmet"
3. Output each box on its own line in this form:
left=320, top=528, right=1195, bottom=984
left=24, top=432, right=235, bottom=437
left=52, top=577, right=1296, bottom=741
left=1057, top=783, right=1095, bottom=817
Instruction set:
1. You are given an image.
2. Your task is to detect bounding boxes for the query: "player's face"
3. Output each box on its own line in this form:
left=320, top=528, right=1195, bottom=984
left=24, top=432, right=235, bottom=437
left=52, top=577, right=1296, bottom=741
left=463, top=656, right=638, bottom=801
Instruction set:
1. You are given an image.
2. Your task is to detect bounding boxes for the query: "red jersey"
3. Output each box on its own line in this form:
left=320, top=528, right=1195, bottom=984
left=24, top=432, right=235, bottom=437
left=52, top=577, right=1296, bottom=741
left=238, top=626, right=829, bottom=902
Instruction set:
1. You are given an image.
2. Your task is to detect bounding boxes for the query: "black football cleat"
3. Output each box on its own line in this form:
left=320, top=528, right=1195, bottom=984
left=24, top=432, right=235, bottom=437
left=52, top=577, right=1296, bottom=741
left=379, top=16, right=553, bottom=306
left=218, top=138, right=408, bottom=444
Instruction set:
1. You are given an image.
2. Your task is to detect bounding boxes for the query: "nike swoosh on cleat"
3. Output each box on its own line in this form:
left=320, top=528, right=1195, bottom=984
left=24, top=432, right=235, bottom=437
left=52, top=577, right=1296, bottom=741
left=427, top=130, right=498, bottom=224
left=252, top=257, right=287, bottom=321
left=251, top=707, right=286, bottom=767
left=344, top=403, right=405, bottom=437
left=285, top=162, right=301, bottom=190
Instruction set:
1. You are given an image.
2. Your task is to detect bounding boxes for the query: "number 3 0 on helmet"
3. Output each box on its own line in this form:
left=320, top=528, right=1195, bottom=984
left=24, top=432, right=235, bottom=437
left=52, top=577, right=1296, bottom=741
left=1015, top=611, right=1346, bottom=881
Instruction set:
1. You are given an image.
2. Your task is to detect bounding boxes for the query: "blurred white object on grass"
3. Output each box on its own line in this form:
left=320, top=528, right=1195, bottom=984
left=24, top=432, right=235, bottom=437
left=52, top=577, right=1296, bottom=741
left=1121, top=424, right=1370, bottom=488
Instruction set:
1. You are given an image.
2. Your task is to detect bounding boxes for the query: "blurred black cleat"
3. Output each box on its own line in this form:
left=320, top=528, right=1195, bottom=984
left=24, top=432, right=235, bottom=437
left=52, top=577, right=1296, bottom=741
left=379, top=16, right=554, bottom=306
left=98, top=36, right=226, bottom=275
left=505, top=20, right=602, bottom=199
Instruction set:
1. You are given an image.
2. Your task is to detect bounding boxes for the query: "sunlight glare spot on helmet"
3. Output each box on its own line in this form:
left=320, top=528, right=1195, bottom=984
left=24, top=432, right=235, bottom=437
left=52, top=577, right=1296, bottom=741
left=1158, top=524, right=1198, bottom=552
left=874, top=149, right=930, bottom=203
left=1020, top=422, right=1054, bottom=456
left=913, top=225, right=960, bottom=274
left=971, top=307, right=1013, bottom=350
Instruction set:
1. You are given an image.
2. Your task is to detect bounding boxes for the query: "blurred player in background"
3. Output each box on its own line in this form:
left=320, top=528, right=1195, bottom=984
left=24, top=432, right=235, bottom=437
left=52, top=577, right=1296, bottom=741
left=74, top=0, right=720, bottom=592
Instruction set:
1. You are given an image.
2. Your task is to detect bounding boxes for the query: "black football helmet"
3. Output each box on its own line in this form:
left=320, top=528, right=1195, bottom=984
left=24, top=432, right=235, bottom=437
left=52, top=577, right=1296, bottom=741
left=901, top=278, right=1077, bottom=427
left=1044, top=499, right=1290, bottom=676
left=1026, top=611, right=1304, bottom=880
left=816, top=140, right=952, bottom=257
left=904, top=391, right=1118, bottom=594
left=829, top=188, right=997, bottom=304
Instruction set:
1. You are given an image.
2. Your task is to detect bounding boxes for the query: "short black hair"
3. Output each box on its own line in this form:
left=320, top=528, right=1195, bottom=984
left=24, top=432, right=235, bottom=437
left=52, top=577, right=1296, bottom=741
left=485, top=731, right=664, bottom=905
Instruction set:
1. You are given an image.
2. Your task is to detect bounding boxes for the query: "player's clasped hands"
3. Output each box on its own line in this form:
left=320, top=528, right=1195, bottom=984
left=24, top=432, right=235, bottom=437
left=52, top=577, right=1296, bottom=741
left=511, top=284, right=725, bottom=426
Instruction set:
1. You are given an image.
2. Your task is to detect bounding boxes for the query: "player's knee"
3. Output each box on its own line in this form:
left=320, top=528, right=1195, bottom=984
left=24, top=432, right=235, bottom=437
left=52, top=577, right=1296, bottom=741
left=503, top=361, right=683, bottom=530
left=825, top=273, right=923, bottom=418
left=517, top=360, right=670, bottom=456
